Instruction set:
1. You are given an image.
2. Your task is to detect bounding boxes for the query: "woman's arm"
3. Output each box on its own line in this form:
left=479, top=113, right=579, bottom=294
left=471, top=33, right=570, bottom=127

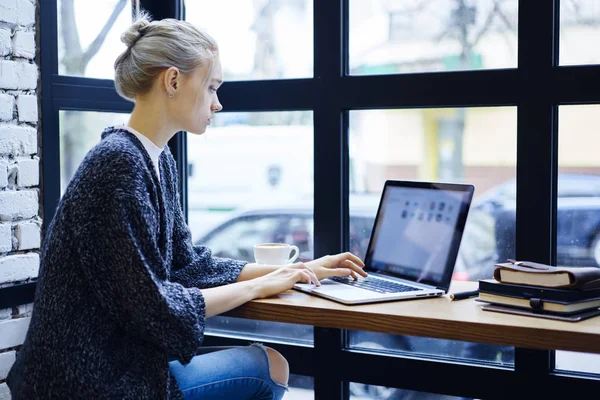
left=201, top=263, right=318, bottom=318
left=235, top=263, right=281, bottom=282
left=235, top=253, right=369, bottom=285
left=201, top=280, right=258, bottom=317
left=203, top=256, right=368, bottom=317
left=202, top=264, right=320, bottom=317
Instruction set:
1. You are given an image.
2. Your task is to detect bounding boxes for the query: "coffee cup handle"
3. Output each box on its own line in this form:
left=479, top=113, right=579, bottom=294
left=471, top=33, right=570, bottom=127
left=288, top=245, right=299, bottom=263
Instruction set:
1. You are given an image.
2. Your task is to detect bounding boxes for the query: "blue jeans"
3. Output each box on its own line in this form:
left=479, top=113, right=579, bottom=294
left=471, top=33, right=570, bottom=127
left=169, top=344, right=288, bottom=400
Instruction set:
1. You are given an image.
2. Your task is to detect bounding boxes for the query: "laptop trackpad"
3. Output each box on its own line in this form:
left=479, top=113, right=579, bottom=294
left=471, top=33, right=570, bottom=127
left=295, top=280, right=383, bottom=298
left=295, top=279, right=356, bottom=290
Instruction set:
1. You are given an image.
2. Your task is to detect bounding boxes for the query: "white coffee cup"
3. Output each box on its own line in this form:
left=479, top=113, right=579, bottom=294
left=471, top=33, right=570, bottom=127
left=253, top=243, right=300, bottom=265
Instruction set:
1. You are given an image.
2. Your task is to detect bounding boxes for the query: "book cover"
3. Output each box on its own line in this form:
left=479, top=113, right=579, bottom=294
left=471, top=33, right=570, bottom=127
left=478, top=279, right=600, bottom=302
left=493, top=259, right=600, bottom=289
left=476, top=291, right=600, bottom=314
left=480, top=304, right=600, bottom=322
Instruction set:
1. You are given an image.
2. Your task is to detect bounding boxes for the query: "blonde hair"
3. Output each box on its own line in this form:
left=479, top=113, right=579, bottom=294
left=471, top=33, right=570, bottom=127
left=114, top=11, right=218, bottom=102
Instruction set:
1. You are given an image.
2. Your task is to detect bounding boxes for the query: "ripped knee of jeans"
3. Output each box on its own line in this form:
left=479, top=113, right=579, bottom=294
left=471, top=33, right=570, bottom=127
left=249, top=342, right=290, bottom=391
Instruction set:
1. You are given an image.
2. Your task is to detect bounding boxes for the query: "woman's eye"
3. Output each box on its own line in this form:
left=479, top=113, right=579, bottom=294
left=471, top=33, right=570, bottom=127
left=209, top=86, right=217, bottom=93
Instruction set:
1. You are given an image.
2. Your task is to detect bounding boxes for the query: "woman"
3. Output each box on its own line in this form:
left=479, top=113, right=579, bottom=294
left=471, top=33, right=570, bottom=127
left=7, top=13, right=366, bottom=400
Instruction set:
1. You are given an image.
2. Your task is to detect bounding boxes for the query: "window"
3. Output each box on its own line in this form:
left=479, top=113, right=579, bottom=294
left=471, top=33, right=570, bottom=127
left=188, top=110, right=314, bottom=342
left=349, top=384, right=469, bottom=400
left=57, top=0, right=132, bottom=79
left=555, top=104, right=600, bottom=375
left=350, top=0, right=518, bottom=75
left=184, top=0, right=314, bottom=80
left=59, top=111, right=129, bottom=192
left=288, top=375, right=314, bottom=399
left=349, top=107, right=517, bottom=282
left=347, top=107, right=516, bottom=364
left=187, top=111, right=313, bottom=243
left=560, top=0, right=600, bottom=65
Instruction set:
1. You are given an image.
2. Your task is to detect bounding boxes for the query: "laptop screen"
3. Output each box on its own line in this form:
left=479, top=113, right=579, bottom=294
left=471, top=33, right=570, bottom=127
left=364, top=181, right=474, bottom=291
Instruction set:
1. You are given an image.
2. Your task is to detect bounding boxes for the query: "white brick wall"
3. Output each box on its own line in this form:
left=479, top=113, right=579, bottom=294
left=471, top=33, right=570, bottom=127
left=0, top=124, right=37, bottom=155
left=0, top=0, right=18, bottom=26
left=0, top=61, right=37, bottom=90
left=0, top=383, right=10, bottom=399
left=15, top=221, right=39, bottom=250
left=0, top=318, right=30, bottom=353
left=16, top=94, right=36, bottom=122
left=0, top=29, right=11, bottom=56
left=16, top=303, right=32, bottom=318
left=0, top=351, right=16, bottom=380
left=11, top=30, right=34, bottom=59
left=14, top=157, right=38, bottom=187
left=0, top=0, right=39, bottom=395
left=0, top=254, right=39, bottom=285
left=0, top=190, right=38, bottom=221
left=0, top=0, right=35, bottom=27
left=0, top=93, right=12, bottom=122
left=0, top=160, right=6, bottom=188
left=0, top=224, right=10, bottom=253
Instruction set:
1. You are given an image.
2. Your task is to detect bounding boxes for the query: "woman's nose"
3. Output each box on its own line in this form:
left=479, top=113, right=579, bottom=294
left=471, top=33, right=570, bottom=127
left=212, top=96, right=223, bottom=112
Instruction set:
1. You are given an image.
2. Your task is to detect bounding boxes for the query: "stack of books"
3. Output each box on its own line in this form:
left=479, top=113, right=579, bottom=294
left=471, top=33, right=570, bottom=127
left=477, top=259, right=600, bottom=322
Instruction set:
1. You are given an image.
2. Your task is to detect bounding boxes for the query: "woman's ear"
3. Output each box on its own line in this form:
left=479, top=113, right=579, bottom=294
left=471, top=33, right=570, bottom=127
left=163, top=67, right=180, bottom=98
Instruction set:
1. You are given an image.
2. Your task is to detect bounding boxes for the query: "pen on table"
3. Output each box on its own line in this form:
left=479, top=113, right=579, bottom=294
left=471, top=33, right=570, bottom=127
left=450, top=289, right=479, bottom=301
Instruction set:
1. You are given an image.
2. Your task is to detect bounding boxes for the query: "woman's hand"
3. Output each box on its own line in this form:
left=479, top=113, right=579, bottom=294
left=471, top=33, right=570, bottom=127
left=305, top=252, right=367, bottom=281
left=251, top=263, right=320, bottom=299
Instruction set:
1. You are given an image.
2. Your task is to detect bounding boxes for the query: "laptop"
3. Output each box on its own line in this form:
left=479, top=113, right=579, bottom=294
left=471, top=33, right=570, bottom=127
left=293, top=180, right=475, bottom=305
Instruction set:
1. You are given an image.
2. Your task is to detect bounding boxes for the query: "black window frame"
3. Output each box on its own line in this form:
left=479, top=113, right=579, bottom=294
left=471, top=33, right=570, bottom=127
left=0, top=0, right=597, bottom=398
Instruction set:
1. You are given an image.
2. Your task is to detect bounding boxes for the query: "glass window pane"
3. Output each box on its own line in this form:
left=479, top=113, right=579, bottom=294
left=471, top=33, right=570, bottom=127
left=348, top=331, right=514, bottom=366
left=349, top=0, right=518, bottom=75
left=288, top=375, right=314, bottom=399
left=349, top=382, right=470, bottom=400
left=560, top=0, right=600, bottom=66
left=348, top=107, right=516, bottom=363
left=185, top=0, right=313, bottom=80
left=59, top=111, right=129, bottom=193
left=556, top=105, right=600, bottom=375
left=556, top=351, right=600, bottom=375
left=57, top=0, right=132, bottom=78
left=188, top=111, right=314, bottom=342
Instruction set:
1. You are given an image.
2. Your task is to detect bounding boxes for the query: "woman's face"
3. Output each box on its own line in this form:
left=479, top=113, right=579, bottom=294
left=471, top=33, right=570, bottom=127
left=172, top=58, right=223, bottom=135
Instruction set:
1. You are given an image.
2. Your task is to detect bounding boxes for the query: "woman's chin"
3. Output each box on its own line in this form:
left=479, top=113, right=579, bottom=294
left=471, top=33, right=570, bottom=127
left=187, top=126, right=207, bottom=135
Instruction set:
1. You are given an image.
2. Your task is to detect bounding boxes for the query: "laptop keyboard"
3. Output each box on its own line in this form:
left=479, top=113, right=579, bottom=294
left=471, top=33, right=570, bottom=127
left=329, top=276, right=422, bottom=294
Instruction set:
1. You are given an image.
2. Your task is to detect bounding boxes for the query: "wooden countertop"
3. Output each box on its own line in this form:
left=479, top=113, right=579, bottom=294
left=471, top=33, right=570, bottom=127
left=224, top=281, right=600, bottom=353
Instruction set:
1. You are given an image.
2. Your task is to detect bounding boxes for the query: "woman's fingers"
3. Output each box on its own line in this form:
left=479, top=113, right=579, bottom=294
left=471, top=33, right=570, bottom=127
left=292, top=269, right=313, bottom=285
left=300, top=270, right=313, bottom=284
left=339, top=252, right=365, bottom=267
left=307, top=269, right=320, bottom=286
left=342, top=259, right=368, bottom=277
left=324, top=268, right=352, bottom=278
left=288, top=263, right=320, bottom=285
left=301, top=268, right=320, bottom=286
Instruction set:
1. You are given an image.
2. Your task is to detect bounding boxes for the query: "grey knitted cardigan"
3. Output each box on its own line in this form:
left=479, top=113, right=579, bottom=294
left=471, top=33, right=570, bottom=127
left=7, top=127, right=246, bottom=399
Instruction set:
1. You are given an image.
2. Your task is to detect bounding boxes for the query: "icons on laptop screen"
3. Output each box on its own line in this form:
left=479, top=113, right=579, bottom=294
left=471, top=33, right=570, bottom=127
left=400, top=197, right=455, bottom=224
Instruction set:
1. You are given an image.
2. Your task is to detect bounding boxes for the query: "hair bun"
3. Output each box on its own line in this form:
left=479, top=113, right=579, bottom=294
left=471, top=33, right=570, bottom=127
left=121, top=17, right=150, bottom=49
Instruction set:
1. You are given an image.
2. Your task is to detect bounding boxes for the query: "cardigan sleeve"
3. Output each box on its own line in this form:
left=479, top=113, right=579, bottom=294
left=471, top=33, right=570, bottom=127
left=73, top=155, right=205, bottom=365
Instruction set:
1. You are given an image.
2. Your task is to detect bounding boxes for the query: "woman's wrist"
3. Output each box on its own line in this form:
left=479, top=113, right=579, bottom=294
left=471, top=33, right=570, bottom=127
left=237, top=263, right=280, bottom=282
left=244, top=277, right=265, bottom=300
left=303, top=259, right=319, bottom=271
